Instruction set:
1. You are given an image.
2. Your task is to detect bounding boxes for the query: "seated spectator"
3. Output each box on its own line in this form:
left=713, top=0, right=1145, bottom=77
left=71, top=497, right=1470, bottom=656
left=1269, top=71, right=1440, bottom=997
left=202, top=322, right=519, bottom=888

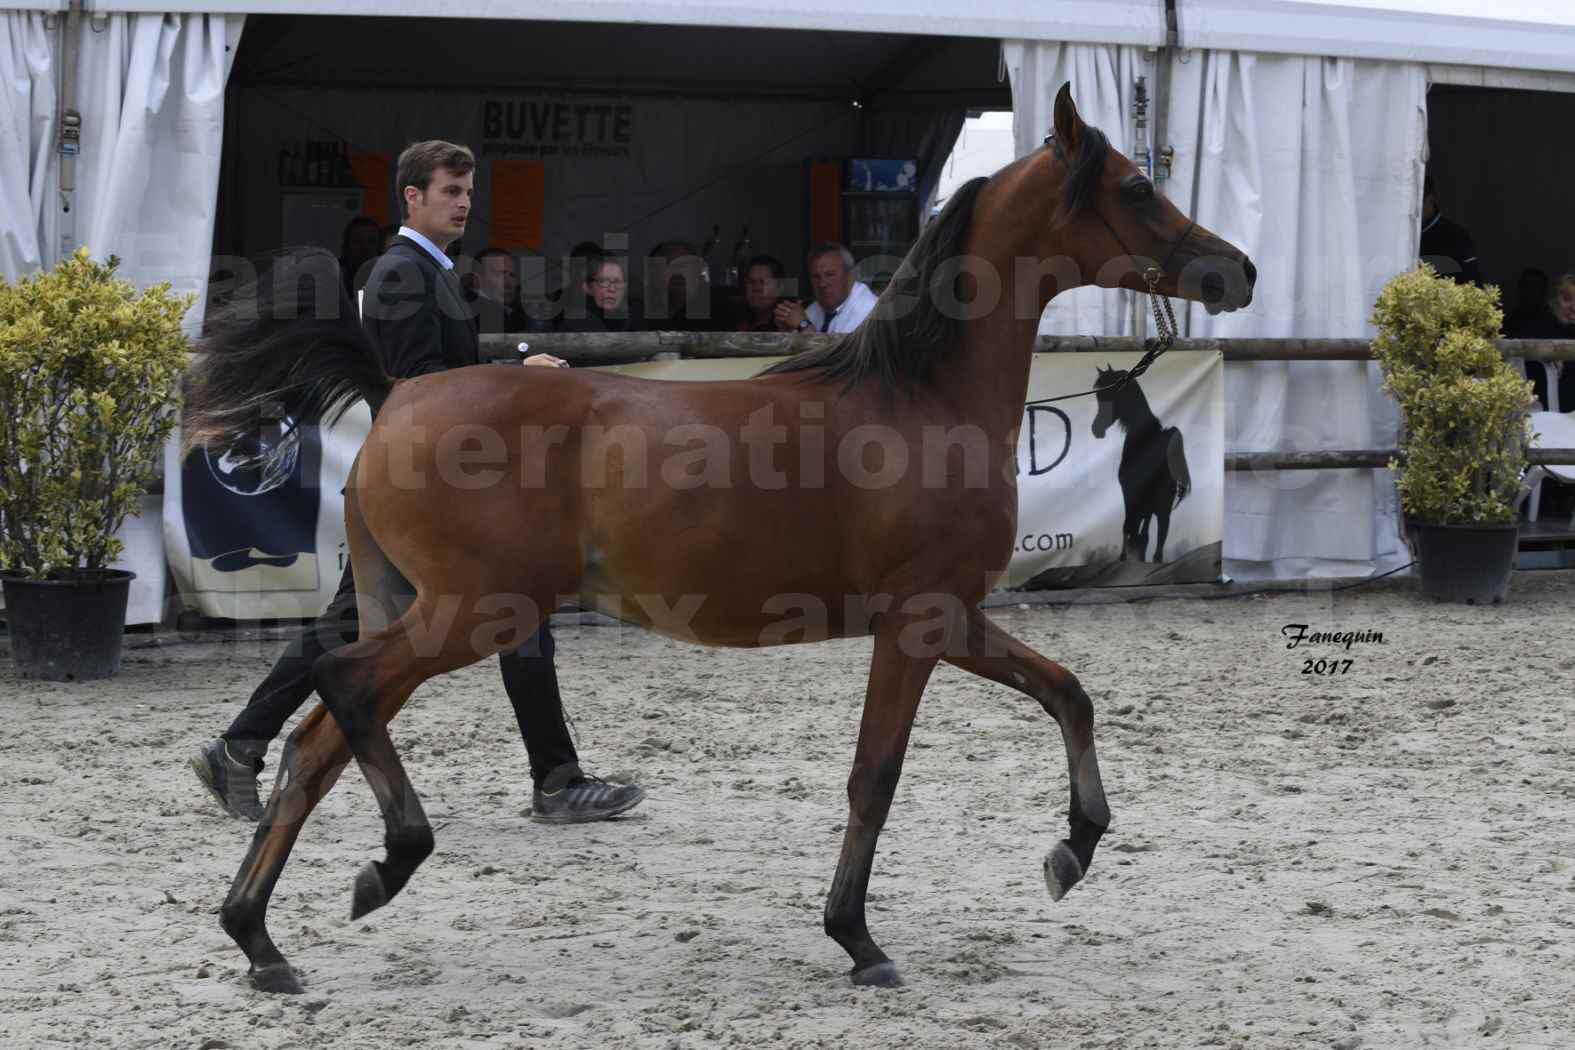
left=1504, top=268, right=1552, bottom=336
left=773, top=243, right=878, bottom=334
left=546, top=240, right=606, bottom=328
left=1418, top=176, right=1480, bottom=286
left=470, top=248, right=531, bottom=336
left=339, top=215, right=383, bottom=295
left=738, top=254, right=790, bottom=332
left=1517, top=273, right=1575, bottom=410
left=644, top=239, right=733, bottom=331
left=559, top=254, right=639, bottom=333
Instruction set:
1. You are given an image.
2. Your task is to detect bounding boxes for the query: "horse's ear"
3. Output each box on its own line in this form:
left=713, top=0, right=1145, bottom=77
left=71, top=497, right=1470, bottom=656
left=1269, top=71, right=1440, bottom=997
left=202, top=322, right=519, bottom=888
left=1053, top=83, right=1085, bottom=154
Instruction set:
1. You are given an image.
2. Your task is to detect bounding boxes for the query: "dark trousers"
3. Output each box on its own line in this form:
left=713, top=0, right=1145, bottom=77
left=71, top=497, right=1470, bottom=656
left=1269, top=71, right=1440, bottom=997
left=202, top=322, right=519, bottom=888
left=222, top=563, right=580, bottom=788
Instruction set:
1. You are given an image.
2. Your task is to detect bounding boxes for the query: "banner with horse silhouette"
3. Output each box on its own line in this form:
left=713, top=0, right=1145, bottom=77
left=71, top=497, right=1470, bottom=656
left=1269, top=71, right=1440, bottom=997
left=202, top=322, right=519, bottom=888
left=1008, top=350, right=1224, bottom=589
left=162, top=351, right=1222, bottom=618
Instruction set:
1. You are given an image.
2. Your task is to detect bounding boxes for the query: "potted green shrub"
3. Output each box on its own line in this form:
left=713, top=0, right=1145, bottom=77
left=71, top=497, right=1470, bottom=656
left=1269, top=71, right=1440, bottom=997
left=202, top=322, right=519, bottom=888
left=1372, top=265, right=1533, bottom=604
left=0, top=250, right=189, bottom=679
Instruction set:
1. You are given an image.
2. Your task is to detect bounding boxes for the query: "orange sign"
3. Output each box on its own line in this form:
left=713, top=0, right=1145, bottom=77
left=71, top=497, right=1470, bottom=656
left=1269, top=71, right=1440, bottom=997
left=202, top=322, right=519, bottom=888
left=808, top=161, right=842, bottom=245
left=348, top=152, right=392, bottom=227
left=489, top=159, right=546, bottom=250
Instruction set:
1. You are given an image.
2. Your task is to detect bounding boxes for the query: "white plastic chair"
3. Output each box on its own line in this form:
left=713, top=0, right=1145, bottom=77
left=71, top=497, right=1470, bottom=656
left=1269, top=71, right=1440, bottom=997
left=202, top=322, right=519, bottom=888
left=1523, top=410, right=1575, bottom=526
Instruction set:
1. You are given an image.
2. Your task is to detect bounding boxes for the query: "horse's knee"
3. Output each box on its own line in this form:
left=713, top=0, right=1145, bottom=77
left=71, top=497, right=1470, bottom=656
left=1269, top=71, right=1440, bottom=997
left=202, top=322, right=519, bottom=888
left=1068, top=677, right=1095, bottom=720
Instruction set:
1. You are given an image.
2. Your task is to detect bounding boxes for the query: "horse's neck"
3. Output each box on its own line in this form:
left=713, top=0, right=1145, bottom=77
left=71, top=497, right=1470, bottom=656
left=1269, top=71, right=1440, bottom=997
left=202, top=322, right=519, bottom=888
left=930, top=159, right=1073, bottom=439
left=1122, top=397, right=1160, bottom=437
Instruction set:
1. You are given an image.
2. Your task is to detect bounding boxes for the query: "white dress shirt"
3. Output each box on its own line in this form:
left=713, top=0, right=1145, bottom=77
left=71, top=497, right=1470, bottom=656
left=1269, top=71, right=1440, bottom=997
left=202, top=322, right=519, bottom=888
left=398, top=225, right=454, bottom=271
left=805, top=281, right=878, bottom=335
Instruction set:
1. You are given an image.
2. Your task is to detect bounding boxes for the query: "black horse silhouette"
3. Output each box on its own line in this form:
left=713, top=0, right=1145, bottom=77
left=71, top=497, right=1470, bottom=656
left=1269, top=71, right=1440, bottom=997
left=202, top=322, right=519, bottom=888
left=1091, top=366, right=1190, bottom=563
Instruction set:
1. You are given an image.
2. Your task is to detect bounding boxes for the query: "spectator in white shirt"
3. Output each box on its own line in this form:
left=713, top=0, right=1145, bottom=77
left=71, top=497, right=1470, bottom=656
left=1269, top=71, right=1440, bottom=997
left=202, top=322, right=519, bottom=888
left=775, top=243, right=878, bottom=335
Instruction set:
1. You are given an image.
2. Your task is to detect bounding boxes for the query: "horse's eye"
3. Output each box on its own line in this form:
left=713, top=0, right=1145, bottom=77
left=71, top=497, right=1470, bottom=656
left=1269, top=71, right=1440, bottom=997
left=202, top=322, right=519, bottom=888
left=1130, top=181, right=1155, bottom=201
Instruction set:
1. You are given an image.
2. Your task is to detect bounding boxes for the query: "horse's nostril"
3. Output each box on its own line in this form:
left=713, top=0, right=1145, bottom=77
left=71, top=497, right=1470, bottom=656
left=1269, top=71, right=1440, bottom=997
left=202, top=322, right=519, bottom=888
left=1202, top=271, right=1225, bottom=303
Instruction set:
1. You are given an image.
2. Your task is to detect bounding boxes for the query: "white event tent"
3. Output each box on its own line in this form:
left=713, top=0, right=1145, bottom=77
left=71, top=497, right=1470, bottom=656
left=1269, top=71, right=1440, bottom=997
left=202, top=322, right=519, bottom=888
left=4, top=1, right=1575, bottom=618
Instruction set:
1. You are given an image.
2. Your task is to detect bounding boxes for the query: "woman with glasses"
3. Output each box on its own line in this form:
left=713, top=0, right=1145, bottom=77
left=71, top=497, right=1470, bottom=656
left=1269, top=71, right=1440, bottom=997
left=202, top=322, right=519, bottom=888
left=557, top=253, right=640, bottom=332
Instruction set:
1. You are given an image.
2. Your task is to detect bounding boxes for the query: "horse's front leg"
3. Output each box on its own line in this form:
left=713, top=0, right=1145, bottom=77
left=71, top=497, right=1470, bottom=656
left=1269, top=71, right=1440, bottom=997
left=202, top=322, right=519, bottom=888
left=1120, top=498, right=1140, bottom=561
left=943, top=606, right=1109, bottom=900
left=824, top=608, right=943, bottom=987
left=1154, top=500, right=1173, bottom=563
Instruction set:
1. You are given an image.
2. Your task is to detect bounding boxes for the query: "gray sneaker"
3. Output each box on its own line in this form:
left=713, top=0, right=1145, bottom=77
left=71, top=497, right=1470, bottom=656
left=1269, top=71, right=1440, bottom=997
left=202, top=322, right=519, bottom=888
left=531, top=776, right=645, bottom=824
left=190, top=739, right=264, bottom=821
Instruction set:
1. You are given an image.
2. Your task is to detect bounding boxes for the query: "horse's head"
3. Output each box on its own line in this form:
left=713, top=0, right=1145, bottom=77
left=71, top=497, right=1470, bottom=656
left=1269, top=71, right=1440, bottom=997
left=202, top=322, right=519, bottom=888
left=1090, top=364, right=1126, bottom=439
left=1038, top=83, right=1256, bottom=315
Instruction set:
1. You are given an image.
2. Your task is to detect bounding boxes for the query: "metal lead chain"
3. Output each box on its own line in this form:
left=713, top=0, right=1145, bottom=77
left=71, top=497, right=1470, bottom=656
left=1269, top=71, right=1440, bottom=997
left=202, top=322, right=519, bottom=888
left=1024, top=279, right=1181, bottom=407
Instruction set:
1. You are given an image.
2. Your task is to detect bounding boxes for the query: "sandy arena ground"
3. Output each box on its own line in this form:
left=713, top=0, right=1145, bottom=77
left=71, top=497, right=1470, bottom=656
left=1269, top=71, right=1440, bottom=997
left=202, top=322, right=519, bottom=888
left=3, top=571, right=1575, bottom=1049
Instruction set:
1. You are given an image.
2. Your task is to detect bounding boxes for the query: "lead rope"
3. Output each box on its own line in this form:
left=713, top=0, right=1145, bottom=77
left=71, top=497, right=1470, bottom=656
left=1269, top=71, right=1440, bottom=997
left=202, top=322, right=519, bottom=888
left=1024, top=265, right=1180, bottom=406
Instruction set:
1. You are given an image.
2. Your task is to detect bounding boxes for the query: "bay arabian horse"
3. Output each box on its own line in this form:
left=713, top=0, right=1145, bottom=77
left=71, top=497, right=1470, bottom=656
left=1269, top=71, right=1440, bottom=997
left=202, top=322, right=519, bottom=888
left=184, top=85, right=1255, bottom=994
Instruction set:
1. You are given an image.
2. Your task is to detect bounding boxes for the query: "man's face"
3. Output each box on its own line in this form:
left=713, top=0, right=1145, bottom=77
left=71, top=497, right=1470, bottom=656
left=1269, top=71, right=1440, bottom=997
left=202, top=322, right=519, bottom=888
left=810, top=252, right=854, bottom=311
left=479, top=254, right=518, bottom=303
left=405, top=167, right=472, bottom=248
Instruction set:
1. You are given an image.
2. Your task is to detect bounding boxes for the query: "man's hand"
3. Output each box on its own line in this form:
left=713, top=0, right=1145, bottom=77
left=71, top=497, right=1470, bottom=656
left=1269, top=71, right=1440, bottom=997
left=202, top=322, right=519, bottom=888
left=774, top=300, right=809, bottom=332
left=523, top=353, right=569, bottom=368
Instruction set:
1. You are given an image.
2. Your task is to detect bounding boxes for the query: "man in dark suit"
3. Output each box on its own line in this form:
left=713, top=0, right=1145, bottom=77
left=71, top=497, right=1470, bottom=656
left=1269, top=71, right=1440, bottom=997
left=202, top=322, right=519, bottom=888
left=465, top=248, right=534, bottom=338
left=1418, top=175, right=1480, bottom=287
left=193, top=140, right=644, bottom=825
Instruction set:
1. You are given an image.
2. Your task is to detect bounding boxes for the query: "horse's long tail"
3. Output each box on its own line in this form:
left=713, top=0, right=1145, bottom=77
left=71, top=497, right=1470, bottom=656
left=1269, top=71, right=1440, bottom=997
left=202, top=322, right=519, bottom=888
left=1165, top=427, right=1191, bottom=506
left=182, top=248, right=392, bottom=456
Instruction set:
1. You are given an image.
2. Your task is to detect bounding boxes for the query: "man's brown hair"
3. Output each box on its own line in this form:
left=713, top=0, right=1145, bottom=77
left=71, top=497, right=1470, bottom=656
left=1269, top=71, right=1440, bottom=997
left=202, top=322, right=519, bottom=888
left=395, top=140, right=475, bottom=220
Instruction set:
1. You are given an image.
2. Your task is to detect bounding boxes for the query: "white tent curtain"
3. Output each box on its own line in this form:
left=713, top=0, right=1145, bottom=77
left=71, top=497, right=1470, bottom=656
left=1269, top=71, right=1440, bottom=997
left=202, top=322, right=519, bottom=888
left=1000, top=39, right=1154, bottom=339
left=0, top=11, right=57, bottom=279
left=1165, top=52, right=1426, bottom=579
left=73, top=11, right=243, bottom=331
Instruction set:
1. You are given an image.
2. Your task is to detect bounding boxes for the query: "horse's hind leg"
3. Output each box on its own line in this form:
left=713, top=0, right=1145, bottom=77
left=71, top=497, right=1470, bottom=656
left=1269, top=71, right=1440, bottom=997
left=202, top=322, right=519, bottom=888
left=943, top=606, right=1110, bottom=900
left=824, top=611, right=941, bottom=988
left=312, top=625, right=437, bottom=921
left=1154, top=502, right=1172, bottom=563
left=221, top=705, right=352, bottom=993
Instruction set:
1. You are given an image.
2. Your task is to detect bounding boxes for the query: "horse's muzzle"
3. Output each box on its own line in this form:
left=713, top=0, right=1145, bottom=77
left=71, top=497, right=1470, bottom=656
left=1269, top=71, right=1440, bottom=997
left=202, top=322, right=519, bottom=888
left=1196, top=254, right=1256, bottom=315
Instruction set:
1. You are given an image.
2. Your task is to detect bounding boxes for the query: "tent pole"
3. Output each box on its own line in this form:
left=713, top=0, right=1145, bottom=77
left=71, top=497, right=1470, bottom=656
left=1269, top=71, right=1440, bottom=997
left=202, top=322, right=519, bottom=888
left=1154, top=0, right=1177, bottom=193
left=56, top=0, right=84, bottom=263
left=1150, top=0, right=1179, bottom=330
left=1129, top=71, right=1150, bottom=339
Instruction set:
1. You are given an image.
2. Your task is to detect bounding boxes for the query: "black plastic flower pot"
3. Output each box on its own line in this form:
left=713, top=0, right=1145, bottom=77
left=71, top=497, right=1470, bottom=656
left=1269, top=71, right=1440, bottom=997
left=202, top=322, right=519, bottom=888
left=1, top=569, right=135, bottom=681
left=1410, top=521, right=1518, bottom=605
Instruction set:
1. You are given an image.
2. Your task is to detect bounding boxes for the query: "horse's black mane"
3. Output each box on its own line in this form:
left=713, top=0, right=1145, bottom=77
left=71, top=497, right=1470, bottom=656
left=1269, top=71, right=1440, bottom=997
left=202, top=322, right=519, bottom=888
left=1053, top=125, right=1109, bottom=226
left=762, top=126, right=1111, bottom=394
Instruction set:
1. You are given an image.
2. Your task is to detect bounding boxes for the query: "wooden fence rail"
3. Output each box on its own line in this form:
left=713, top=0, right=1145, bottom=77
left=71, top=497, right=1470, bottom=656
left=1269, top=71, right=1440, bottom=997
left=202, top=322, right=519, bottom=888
left=477, top=333, right=1575, bottom=468
left=482, top=332, right=1575, bottom=364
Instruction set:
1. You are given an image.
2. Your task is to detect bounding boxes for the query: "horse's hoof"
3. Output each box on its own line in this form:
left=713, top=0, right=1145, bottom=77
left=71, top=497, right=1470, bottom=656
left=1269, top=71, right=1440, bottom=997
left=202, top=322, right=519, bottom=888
left=1044, top=840, right=1085, bottom=902
left=849, top=961, right=902, bottom=988
left=250, top=963, right=304, bottom=995
left=350, top=861, right=388, bottom=920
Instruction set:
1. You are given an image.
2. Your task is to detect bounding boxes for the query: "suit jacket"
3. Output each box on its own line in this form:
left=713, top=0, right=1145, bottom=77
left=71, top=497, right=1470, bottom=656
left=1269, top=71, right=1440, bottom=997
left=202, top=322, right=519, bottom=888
left=360, top=236, right=480, bottom=377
